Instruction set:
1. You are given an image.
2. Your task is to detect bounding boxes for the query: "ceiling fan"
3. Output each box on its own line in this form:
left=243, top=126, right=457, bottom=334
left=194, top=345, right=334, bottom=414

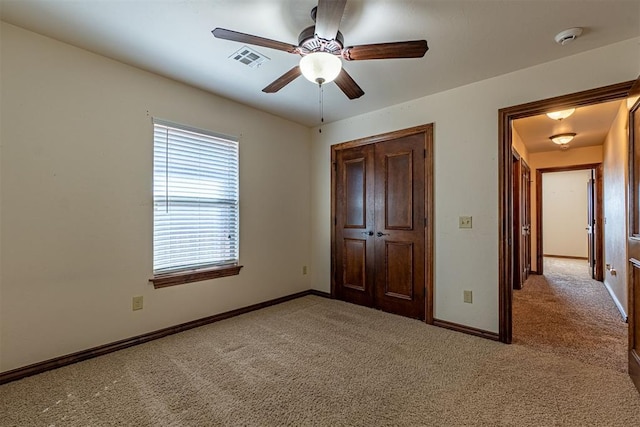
left=212, top=0, right=428, bottom=99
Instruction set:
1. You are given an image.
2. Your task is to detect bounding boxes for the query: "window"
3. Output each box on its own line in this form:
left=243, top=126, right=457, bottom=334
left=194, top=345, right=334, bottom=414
left=150, top=119, right=241, bottom=288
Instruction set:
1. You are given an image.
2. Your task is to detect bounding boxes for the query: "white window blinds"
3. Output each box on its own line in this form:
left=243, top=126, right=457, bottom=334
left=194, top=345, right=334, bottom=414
left=153, top=120, right=239, bottom=274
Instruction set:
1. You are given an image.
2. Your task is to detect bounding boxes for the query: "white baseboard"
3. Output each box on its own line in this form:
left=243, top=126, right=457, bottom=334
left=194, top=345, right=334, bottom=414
left=603, top=280, right=628, bottom=322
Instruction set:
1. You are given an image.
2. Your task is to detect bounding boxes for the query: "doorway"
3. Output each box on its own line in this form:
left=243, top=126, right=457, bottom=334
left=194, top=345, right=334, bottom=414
left=331, top=124, right=434, bottom=321
left=498, top=79, right=639, bottom=392
left=535, top=165, right=603, bottom=281
left=498, top=80, right=634, bottom=344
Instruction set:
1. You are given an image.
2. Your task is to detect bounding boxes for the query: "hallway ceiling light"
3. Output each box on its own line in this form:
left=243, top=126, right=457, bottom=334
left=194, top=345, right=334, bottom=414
left=546, top=108, right=575, bottom=120
left=549, top=133, right=576, bottom=145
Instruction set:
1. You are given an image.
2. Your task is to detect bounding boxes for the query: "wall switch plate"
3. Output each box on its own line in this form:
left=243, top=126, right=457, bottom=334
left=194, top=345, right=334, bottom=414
left=302, top=265, right=308, bottom=275
left=459, top=216, right=472, bottom=229
left=132, top=296, right=143, bottom=311
left=463, top=290, right=473, bottom=304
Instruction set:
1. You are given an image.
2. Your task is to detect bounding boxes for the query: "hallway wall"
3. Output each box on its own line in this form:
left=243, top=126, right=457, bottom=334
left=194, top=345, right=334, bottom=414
left=528, top=146, right=603, bottom=271
left=542, top=170, right=591, bottom=258
left=602, top=101, right=630, bottom=317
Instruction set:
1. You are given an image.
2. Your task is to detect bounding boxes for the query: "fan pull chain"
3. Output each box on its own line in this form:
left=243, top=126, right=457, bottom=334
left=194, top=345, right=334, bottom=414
left=318, top=82, right=324, bottom=133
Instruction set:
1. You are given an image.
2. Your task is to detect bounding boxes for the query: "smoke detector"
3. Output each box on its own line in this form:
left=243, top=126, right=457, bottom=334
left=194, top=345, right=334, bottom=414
left=554, top=27, right=583, bottom=45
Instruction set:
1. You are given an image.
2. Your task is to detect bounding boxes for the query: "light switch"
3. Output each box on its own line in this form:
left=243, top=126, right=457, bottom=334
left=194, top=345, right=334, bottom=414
left=459, top=216, right=472, bottom=229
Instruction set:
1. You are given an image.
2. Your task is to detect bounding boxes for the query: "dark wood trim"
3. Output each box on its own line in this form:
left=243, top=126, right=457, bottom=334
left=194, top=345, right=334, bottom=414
left=150, top=265, right=243, bottom=288
left=628, top=90, right=640, bottom=394
left=433, top=319, right=500, bottom=341
left=308, top=289, right=332, bottom=298
left=0, top=289, right=316, bottom=385
left=534, top=163, right=602, bottom=277
left=630, top=350, right=640, bottom=394
left=331, top=124, right=433, bottom=151
left=535, top=169, right=543, bottom=274
left=498, top=80, right=634, bottom=344
left=330, top=124, right=434, bottom=324
left=424, top=125, right=435, bottom=324
left=595, top=164, right=605, bottom=281
left=543, top=255, right=588, bottom=260
left=630, top=75, right=640, bottom=98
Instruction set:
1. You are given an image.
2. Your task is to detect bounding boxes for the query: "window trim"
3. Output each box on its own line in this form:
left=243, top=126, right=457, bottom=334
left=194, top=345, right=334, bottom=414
left=150, top=264, right=243, bottom=289
left=150, top=118, right=241, bottom=288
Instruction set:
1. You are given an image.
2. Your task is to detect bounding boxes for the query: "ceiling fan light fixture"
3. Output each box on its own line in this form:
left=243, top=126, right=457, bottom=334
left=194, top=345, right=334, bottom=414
left=549, top=133, right=576, bottom=145
left=546, top=108, right=575, bottom=120
left=299, top=52, right=342, bottom=84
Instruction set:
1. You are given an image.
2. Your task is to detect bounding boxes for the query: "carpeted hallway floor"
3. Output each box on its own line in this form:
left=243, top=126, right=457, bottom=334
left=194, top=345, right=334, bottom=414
left=2, top=293, right=639, bottom=426
left=513, top=257, right=628, bottom=373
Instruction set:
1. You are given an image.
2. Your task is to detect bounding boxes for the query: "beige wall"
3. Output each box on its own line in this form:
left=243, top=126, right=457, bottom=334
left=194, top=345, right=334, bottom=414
left=512, top=127, right=529, bottom=164
left=603, top=102, right=630, bottom=317
left=542, top=170, right=591, bottom=258
left=0, top=23, right=312, bottom=372
left=310, top=38, right=639, bottom=332
left=2, top=22, right=639, bottom=371
left=528, top=146, right=603, bottom=271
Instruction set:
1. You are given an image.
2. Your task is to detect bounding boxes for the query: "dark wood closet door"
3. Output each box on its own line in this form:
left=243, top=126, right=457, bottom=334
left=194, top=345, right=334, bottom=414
left=335, top=144, right=375, bottom=307
left=334, top=129, right=427, bottom=320
left=373, top=134, right=425, bottom=320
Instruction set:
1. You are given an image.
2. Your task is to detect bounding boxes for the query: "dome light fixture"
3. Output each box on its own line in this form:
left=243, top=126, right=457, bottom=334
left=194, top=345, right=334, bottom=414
left=550, top=133, right=576, bottom=145
left=546, top=108, right=575, bottom=120
left=299, top=52, right=342, bottom=85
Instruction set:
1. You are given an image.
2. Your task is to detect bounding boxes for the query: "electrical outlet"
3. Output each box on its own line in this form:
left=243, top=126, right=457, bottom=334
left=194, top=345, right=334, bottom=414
left=459, top=216, right=472, bottom=229
left=302, top=265, right=308, bottom=275
left=463, top=290, right=473, bottom=304
left=132, top=296, right=143, bottom=311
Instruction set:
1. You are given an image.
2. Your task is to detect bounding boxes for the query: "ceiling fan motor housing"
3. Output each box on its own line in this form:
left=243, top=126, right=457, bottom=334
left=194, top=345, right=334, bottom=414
left=298, top=25, right=344, bottom=55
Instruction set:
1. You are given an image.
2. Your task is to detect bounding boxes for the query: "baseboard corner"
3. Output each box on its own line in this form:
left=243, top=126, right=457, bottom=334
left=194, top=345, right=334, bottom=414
left=602, top=281, right=627, bottom=322
left=433, top=318, right=500, bottom=341
left=308, top=289, right=332, bottom=298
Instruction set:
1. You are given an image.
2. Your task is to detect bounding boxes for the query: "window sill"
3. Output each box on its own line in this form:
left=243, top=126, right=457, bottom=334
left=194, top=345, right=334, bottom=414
left=150, top=265, right=243, bottom=289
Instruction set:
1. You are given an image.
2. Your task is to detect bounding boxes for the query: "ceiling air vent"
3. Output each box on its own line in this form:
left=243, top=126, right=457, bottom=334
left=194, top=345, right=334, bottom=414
left=229, top=46, right=270, bottom=68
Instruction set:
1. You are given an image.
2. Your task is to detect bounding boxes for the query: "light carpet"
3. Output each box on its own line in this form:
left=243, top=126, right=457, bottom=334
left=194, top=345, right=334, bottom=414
left=1, top=295, right=639, bottom=426
left=513, top=257, right=628, bottom=373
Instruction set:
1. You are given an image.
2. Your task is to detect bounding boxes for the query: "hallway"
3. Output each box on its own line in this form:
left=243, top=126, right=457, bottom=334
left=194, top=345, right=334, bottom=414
left=513, top=257, right=627, bottom=373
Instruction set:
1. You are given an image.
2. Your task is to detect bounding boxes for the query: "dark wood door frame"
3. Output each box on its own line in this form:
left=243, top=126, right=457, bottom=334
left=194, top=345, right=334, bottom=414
left=512, top=151, right=521, bottom=290
left=534, top=164, right=603, bottom=279
left=521, top=159, right=532, bottom=281
left=498, top=80, right=635, bottom=344
left=331, top=124, right=434, bottom=324
left=627, top=89, right=640, bottom=393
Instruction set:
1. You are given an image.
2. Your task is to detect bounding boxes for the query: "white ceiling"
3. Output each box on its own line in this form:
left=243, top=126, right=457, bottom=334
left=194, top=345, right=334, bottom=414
left=513, top=100, right=623, bottom=154
left=1, top=0, right=638, bottom=127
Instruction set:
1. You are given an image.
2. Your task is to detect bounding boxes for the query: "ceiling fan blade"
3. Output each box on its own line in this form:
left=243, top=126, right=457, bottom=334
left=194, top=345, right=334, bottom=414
left=343, top=40, right=428, bottom=61
left=262, top=66, right=302, bottom=93
left=315, top=0, right=347, bottom=40
left=212, top=28, right=299, bottom=54
left=334, top=69, right=364, bottom=99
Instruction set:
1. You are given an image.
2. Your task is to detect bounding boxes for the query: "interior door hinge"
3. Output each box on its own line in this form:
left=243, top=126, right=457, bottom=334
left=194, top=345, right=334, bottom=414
left=424, top=217, right=427, bottom=227
left=424, top=149, right=426, bottom=158
left=334, top=217, right=337, bottom=225
left=333, top=162, right=337, bottom=171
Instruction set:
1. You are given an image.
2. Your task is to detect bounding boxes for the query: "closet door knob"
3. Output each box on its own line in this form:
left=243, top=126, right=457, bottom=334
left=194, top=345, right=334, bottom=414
left=376, top=231, right=390, bottom=237
left=361, top=231, right=374, bottom=236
